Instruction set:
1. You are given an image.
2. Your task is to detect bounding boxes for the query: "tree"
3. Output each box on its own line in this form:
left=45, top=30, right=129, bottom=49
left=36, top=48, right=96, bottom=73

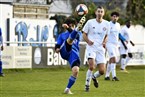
left=126, top=0, right=145, bottom=26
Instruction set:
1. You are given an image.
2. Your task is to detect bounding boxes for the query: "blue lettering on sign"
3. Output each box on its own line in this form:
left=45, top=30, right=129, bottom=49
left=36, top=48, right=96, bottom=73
left=15, top=22, right=28, bottom=46
left=15, top=21, right=52, bottom=46
left=53, top=24, right=59, bottom=40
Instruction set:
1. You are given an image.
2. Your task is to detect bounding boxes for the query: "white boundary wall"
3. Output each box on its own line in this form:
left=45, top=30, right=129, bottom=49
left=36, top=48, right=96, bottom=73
left=2, top=46, right=32, bottom=69
left=0, top=4, right=13, bottom=45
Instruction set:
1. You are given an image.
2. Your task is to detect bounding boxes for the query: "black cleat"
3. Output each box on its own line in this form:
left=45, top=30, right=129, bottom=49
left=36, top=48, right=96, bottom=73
left=85, top=85, right=90, bottom=92
left=104, top=77, right=110, bottom=80
left=0, top=73, right=5, bottom=77
left=112, top=77, right=119, bottom=81
left=92, top=75, right=99, bottom=88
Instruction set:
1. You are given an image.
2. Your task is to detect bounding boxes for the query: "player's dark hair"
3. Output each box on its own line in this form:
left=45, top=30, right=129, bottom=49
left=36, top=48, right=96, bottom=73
left=64, top=18, right=76, bottom=25
left=95, top=6, right=104, bottom=11
left=97, top=6, right=104, bottom=9
left=125, top=19, right=132, bottom=28
left=111, top=12, right=119, bottom=17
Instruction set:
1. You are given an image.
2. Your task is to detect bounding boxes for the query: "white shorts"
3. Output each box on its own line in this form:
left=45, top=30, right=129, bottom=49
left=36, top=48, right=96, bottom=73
left=106, top=43, right=119, bottom=58
left=119, top=45, right=132, bottom=55
left=86, top=47, right=106, bottom=65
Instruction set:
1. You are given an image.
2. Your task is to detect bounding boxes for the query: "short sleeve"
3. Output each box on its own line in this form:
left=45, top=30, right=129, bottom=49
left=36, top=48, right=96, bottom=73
left=82, top=20, right=89, bottom=34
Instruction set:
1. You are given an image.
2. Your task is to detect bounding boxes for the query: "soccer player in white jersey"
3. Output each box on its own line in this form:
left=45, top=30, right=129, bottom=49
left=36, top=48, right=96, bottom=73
left=119, top=20, right=135, bottom=72
left=105, top=12, right=127, bottom=81
left=82, top=6, right=110, bottom=92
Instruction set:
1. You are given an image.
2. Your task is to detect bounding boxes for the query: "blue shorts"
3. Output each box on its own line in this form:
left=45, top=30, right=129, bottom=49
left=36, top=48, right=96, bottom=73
left=60, top=42, right=80, bottom=67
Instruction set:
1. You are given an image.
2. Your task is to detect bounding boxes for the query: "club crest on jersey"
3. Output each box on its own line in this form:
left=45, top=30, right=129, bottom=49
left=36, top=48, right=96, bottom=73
left=103, top=27, right=107, bottom=31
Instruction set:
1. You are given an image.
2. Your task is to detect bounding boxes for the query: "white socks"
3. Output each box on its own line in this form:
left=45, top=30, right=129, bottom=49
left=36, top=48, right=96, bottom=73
left=121, top=58, right=126, bottom=70
left=126, top=57, right=131, bottom=65
left=111, top=63, right=116, bottom=77
left=105, top=63, right=111, bottom=77
left=121, top=57, right=131, bottom=70
left=94, top=71, right=101, bottom=78
left=105, top=63, right=116, bottom=78
left=85, top=69, right=93, bottom=86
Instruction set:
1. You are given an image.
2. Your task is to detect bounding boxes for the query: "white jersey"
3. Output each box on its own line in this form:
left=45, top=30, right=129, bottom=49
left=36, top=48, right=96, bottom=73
left=119, top=25, right=131, bottom=48
left=107, top=21, right=121, bottom=45
left=82, top=19, right=110, bottom=50
left=119, top=25, right=132, bottom=54
left=120, top=26, right=130, bottom=42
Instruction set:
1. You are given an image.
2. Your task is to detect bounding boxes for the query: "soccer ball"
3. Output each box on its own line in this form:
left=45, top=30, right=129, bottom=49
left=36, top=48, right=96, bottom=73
left=75, top=4, right=88, bottom=16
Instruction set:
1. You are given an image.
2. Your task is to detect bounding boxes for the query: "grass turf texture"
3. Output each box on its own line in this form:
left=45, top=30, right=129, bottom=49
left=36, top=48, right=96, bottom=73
left=0, top=65, right=145, bottom=97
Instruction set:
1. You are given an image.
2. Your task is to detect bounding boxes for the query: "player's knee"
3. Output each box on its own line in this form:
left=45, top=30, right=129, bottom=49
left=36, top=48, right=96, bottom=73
left=88, top=58, right=95, bottom=70
left=67, top=38, right=73, bottom=45
left=72, top=67, right=79, bottom=73
left=72, top=66, right=79, bottom=77
left=121, top=54, right=127, bottom=58
left=89, top=66, right=94, bottom=71
left=99, top=69, right=105, bottom=75
left=109, top=57, right=116, bottom=63
left=128, top=53, right=133, bottom=58
left=99, top=70, right=104, bottom=75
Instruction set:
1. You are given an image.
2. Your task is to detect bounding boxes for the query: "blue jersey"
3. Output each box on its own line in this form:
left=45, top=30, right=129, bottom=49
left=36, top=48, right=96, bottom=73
left=0, top=28, right=3, bottom=44
left=56, top=30, right=81, bottom=66
left=0, top=28, right=2, bottom=36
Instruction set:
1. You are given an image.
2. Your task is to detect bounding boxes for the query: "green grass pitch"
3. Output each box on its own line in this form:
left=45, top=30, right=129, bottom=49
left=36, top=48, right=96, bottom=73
left=0, top=66, right=145, bottom=97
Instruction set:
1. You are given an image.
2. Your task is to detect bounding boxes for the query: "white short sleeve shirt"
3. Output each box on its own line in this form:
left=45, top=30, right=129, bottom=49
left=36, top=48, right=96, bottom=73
left=82, top=19, right=110, bottom=50
left=107, top=21, right=121, bottom=45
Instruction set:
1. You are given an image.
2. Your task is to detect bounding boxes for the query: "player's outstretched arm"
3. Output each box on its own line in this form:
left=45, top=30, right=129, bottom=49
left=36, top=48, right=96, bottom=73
left=130, top=40, right=135, bottom=46
left=120, top=39, right=128, bottom=50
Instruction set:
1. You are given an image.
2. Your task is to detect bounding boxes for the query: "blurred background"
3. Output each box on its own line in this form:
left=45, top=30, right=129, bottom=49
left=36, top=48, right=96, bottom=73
left=0, top=0, right=145, bottom=68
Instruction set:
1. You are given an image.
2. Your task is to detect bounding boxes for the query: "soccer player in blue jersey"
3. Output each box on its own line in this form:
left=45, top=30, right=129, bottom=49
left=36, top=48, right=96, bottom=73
left=55, top=17, right=86, bottom=94
left=0, top=27, right=4, bottom=77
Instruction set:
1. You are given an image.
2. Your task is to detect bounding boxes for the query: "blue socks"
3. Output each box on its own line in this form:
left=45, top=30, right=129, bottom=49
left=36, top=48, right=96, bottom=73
left=67, top=76, right=76, bottom=88
left=69, top=30, right=78, bottom=40
left=0, top=61, right=2, bottom=74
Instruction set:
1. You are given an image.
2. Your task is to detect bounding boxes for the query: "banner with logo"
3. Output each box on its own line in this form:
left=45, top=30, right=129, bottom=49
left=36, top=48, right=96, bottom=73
left=2, top=45, right=145, bottom=69
left=32, top=47, right=67, bottom=68
left=7, top=18, right=57, bottom=47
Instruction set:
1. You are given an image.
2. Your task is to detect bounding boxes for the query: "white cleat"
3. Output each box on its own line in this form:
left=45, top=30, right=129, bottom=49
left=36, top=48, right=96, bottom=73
left=120, top=69, right=129, bottom=73
left=64, top=88, right=73, bottom=94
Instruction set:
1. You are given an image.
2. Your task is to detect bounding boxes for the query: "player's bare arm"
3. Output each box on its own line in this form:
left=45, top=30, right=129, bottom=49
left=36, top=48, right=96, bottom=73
left=102, top=35, right=107, bottom=48
left=130, top=40, right=135, bottom=46
left=55, top=44, right=61, bottom=53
